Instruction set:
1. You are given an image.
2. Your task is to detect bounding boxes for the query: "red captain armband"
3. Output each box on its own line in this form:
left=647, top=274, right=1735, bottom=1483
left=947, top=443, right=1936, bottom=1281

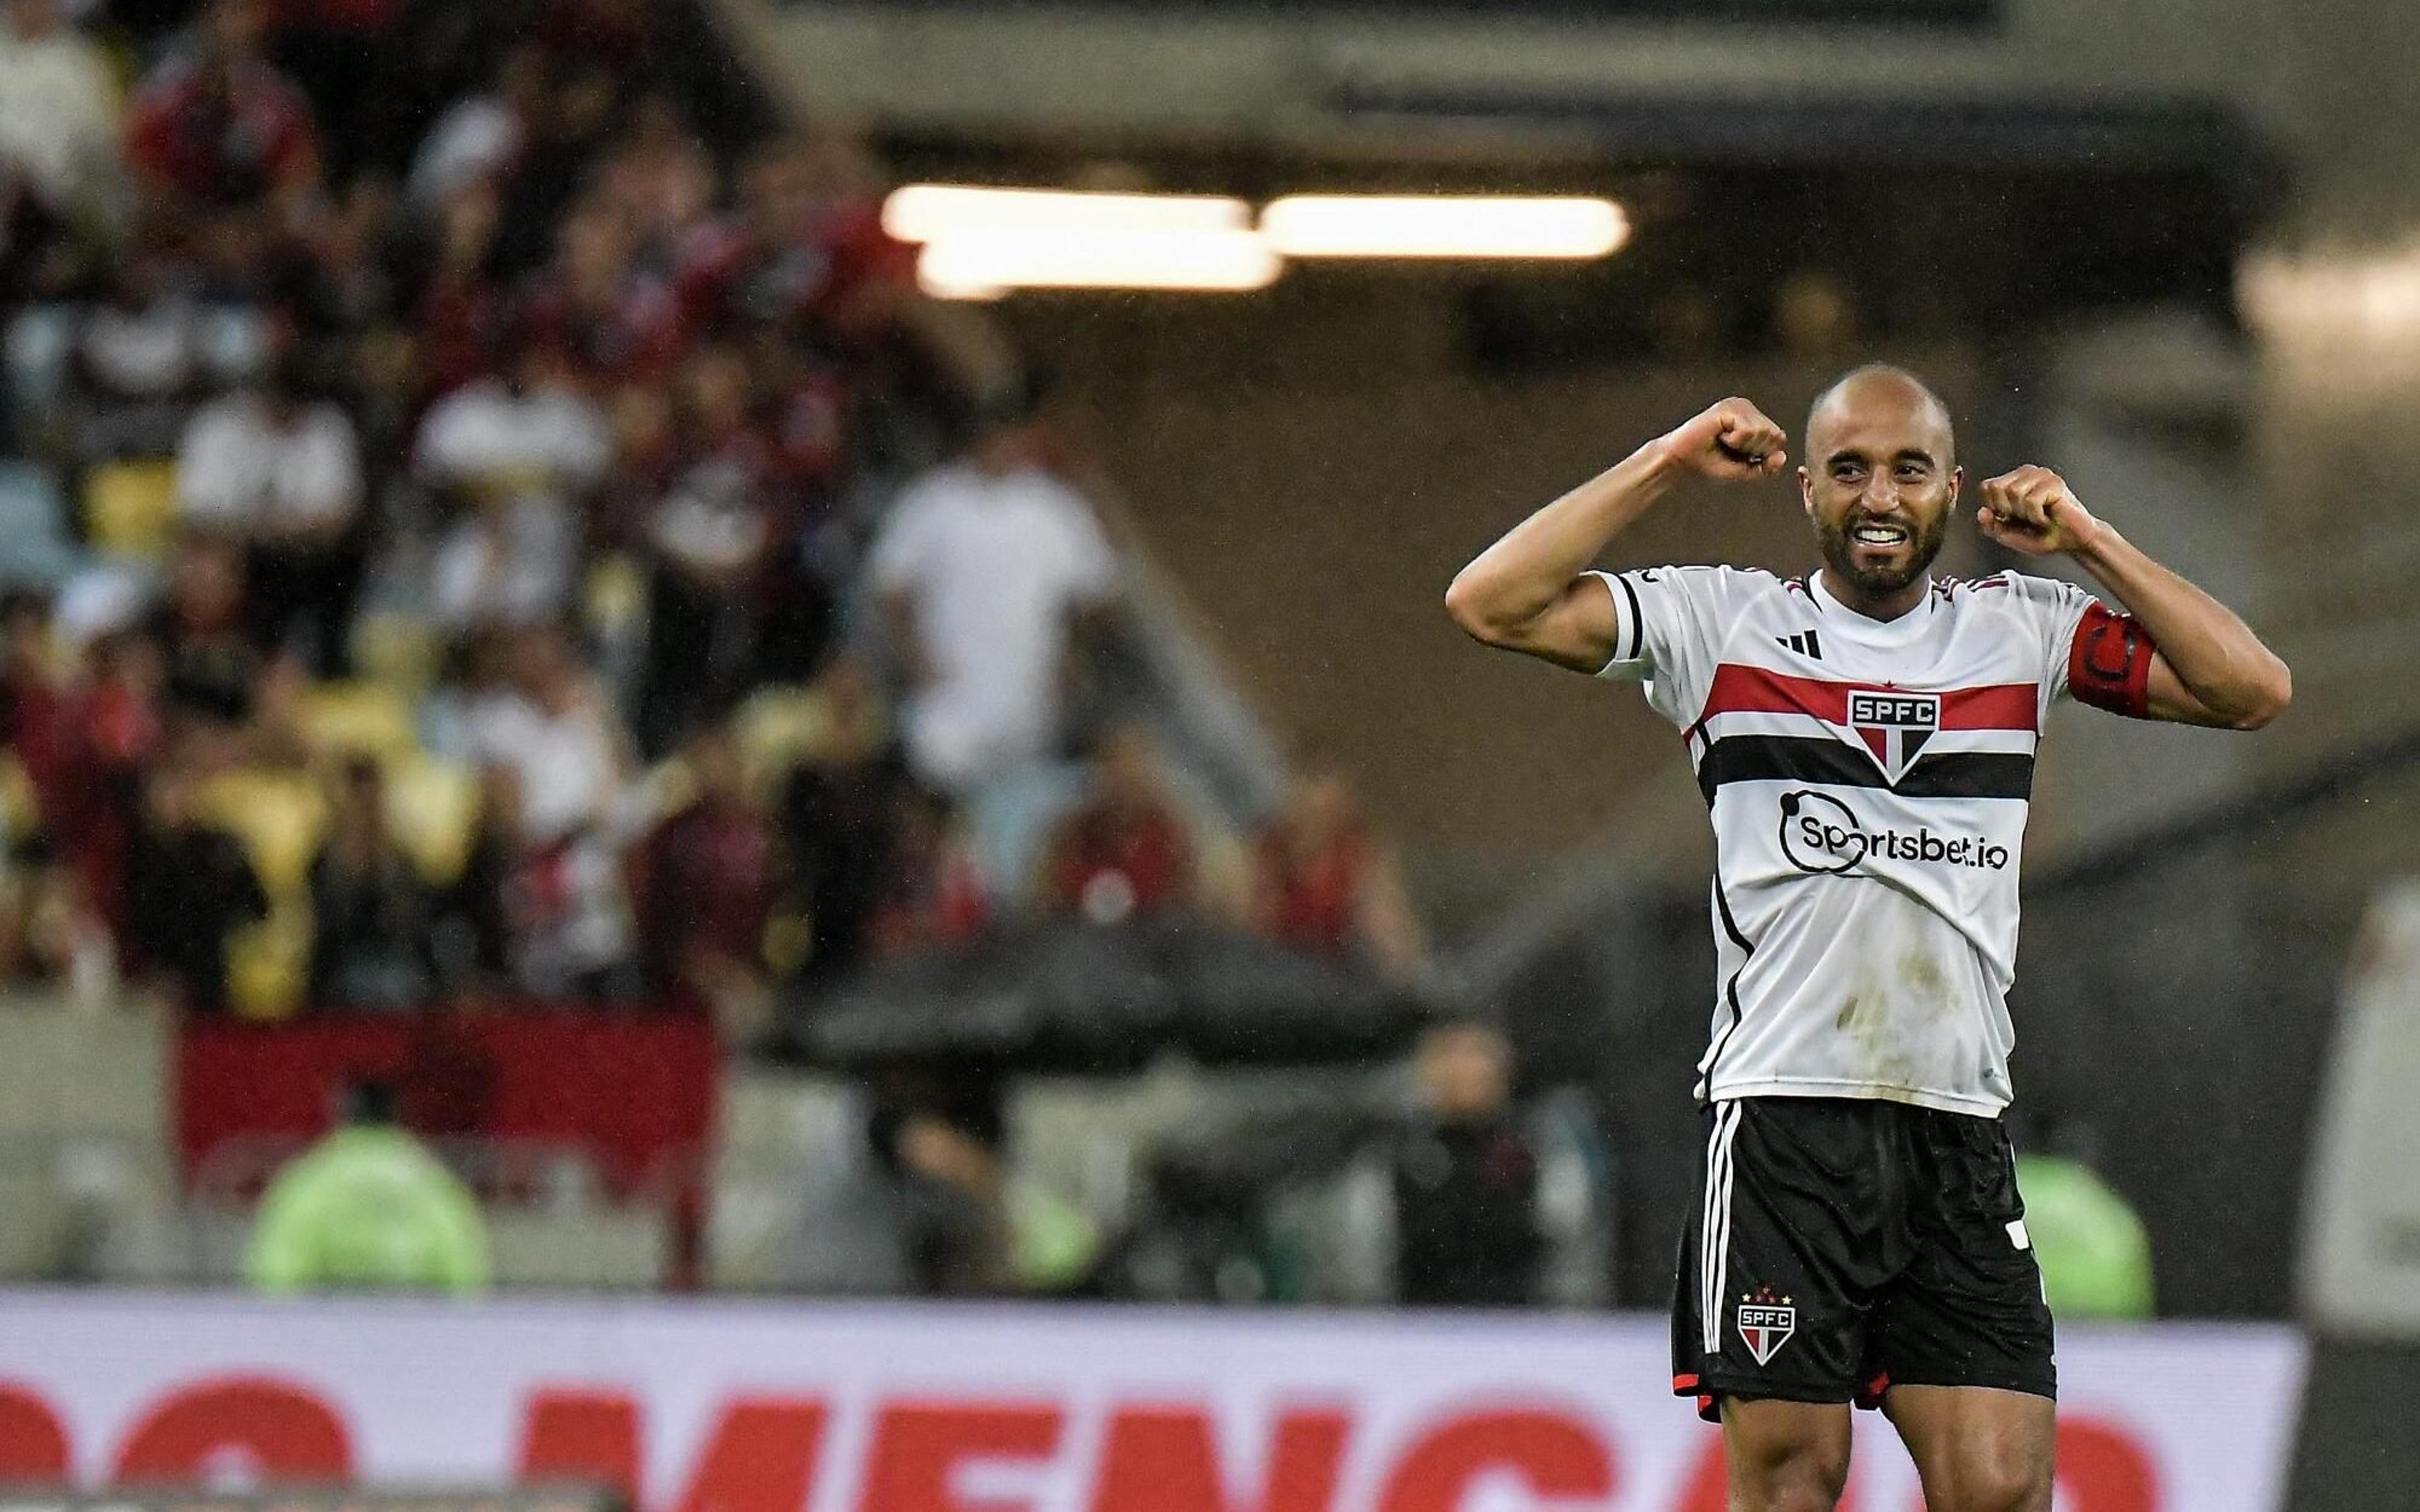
left=2069, top=601, right=2155, bottom=718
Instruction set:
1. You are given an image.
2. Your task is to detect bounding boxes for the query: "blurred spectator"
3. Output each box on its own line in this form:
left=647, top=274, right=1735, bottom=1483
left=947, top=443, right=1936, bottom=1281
left=417, top=345, right=609, bottom=633
left=0, top=830, right=74, bottom=987
left=403, top=176, right=507, bottom=404
left=307, top=756, right=440, bottom=1011
left=633, top=719, right=779, bottom=1024
left=461, top=622, right=638, bottom=999
left=58, top=625, right=161, bottom=942
left=1390, top=1021, right=1542, bottom=1307
left=0, top=0, right=123, bottom=229
left=869, top=1094, right=1011, bottom=1296
left=488, top=58, right=616, bottom=280
left=144, top=532, right=301, bottom=760
left=514, top=202, right=680, bottom=398
left=780, top=658, right=913, bottom=985
left=283, top=176, right=399, bottom=346
left=176, top=349, right=366, bottom=673
left=122, top=758, right=266, bottom=1013
left=1252, top=758, right=1427, bottom=982
left=68, top=233, right=219, bottom=461
left=868, top=391, right=1119, bottom=794
left=0, top=587, right=72, bottom=832
left=246, top=1077, right=489, bottom=1295
left=124, top=0, right=320, bottom=217
left=408, top=43, right=544, bottom=210
left=1037, top=723, right=1192, bottom=926
left=592, top=95, right=714, bottom=277
left=635, top=344, right=815, bottom=757
left=866, top=782, right=989, bottom=959
left=2015, top=1148, right=2156, bottom=1320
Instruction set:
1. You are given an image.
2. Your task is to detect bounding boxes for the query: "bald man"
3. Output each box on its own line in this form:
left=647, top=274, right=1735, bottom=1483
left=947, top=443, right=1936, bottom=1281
left=1444, top=367, right=2289, bottom=1512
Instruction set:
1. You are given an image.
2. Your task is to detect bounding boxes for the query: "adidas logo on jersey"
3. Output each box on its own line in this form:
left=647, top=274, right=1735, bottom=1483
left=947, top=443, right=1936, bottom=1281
left=1775, top=629, right=1823, bottom=658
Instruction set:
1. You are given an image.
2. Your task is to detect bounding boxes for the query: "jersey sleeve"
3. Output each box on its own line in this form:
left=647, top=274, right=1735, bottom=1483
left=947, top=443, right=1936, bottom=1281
left=2000, top=572, right=2154, bottom=722
left=1586, top=565, right=1765, bottom=728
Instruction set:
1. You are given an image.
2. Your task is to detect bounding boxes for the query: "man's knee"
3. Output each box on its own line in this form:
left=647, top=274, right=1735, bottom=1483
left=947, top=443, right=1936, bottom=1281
left=1944, top=1448, right=2052, bottom=1512
left=1724, top=1402, right=1852, bottom=1512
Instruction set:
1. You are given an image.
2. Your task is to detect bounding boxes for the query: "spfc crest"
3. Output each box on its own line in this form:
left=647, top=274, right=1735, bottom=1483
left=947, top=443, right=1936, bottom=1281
left=1737, top=1301, right=1797, bottom=1366
left=1847, top=690, right=1940, bottom=782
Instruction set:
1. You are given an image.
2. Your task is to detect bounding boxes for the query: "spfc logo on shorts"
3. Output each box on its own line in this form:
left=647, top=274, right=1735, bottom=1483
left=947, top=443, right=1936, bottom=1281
left=1737, top=1302, right=1797, bottom=1365
left=1847, top=690, right=1940, bottom=781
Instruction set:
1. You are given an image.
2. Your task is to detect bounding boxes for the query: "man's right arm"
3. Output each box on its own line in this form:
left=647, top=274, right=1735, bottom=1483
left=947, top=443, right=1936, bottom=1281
left=1443, top=398, right=1789, bottom=672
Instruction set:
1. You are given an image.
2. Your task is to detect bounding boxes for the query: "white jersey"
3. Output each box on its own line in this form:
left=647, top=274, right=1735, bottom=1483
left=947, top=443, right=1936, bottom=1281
left=1594, top=565, right=2102, bottom=1117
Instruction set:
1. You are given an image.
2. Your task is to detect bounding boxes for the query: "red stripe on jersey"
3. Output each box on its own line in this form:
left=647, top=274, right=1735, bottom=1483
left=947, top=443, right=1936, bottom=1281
left=1697, top=665, right=2038, bottom=733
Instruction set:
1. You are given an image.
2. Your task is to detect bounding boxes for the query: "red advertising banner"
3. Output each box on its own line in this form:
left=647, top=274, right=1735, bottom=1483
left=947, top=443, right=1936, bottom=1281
left=0, top=1296, right=2305, bottom=1512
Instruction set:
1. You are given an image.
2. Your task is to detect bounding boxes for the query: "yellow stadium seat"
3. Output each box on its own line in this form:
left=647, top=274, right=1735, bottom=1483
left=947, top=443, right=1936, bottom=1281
left=733, top=684, right=833, bottom=795
left=381, top=753, right=480, bottom=886
left=227, top=902, right=312, bottom=1021
left=349, top=612, right=444, bottom=697
left=585, top=552, right=647, bottom=641
left=196, top=769, right=326, bottom=901
left=299, top=680, right=419, bottom=761
left=83, top=459, right=182, bottom=561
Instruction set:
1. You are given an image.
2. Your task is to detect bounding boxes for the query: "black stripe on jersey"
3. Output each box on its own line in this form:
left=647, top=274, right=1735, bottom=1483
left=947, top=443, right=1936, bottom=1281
left=1694, top=735, right=2034, bottom=803
left=1614, top=573, right=1644, bottom=663
left=1700, top=874, right=1755, bottom=1092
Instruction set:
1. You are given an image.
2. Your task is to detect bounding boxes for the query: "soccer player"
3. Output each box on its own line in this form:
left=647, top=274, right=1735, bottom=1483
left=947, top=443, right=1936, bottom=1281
left=1443, top=367, right=2289, bottom=1512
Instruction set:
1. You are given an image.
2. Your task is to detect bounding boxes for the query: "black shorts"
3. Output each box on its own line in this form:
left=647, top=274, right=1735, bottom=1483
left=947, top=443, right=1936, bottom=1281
left=1671, top=1096, right=2056, bottom=1423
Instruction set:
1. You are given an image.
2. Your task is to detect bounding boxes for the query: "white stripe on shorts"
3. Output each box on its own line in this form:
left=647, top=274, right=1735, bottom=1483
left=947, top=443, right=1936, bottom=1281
left=1700, top=1100, right=1742, bottom=1356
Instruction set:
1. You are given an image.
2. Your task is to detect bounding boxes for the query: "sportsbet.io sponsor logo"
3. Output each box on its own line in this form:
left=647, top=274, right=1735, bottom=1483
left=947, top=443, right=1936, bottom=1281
left=1777, top=789, right=2009, bottom=874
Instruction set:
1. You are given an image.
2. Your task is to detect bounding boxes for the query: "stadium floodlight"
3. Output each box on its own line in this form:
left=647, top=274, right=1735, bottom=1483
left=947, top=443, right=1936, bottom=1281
left=1259, top=195, right=1629, bottom=260
left=884, top=185, right=1253, bottom=244
left=917, top=229, right=1284, bottom=297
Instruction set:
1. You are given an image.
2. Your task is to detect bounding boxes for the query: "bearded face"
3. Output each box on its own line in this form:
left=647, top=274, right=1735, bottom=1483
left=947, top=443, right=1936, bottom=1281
left=1799, top=374, right=1961, bottom=610
left=1813, top=490, right=1949, bottom=598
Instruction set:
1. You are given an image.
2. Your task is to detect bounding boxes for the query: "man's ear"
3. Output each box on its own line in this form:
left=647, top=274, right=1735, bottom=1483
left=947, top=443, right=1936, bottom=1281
left=1798, top=466, right=1816, bottom=518
left=1948, top=464, right=1964, bottom=505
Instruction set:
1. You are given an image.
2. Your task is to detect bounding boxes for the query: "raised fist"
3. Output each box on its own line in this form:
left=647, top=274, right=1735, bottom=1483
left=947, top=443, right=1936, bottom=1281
left=1661, top=398, right=1790, bottom=482
left=1978, top=466, right=2104, bottom=557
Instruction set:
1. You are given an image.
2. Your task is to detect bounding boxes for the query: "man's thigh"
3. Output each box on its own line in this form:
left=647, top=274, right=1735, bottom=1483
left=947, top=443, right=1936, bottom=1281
left=1883, top=1384, right=2054, bottom=1512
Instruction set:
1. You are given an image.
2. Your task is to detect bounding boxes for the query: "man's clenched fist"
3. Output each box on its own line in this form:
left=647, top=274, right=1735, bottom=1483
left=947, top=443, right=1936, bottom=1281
left=1662, top=398, right=1790, bottom=482
left=1978, top=466, right=2106, bottom=557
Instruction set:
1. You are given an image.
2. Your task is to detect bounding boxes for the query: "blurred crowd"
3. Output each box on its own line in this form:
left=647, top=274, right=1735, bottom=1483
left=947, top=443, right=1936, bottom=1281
left=0, top=0, right=1429, bottom=1031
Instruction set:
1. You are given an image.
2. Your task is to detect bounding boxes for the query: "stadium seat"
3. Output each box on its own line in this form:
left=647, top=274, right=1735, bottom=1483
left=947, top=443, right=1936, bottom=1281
left=83, top=459, right=182, bottom=562
left=198, top=769, right=328, bottom=899
left=299, top=681, right=420, bottom=762
left=350, top=611, right=444, bottom=698
left=734, top=684, right=834, bottom=793
left=584, top=553, right=647, bottom=641
left=226, top=903, right=312, bottom=1021
left=0, top=462, right=82, bottom=586
left=381, top=753, right=480, bottom=885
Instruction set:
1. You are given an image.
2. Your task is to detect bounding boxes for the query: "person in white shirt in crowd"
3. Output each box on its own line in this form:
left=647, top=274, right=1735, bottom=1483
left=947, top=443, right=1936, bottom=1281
left=867, top=386, right=1120, bottom=886
left=415, top=344, right=611, bottom=634
left=405, top=43, right=548, bottom=211
left=459, top=621, right=643, bottom=1000
left=0, top=0, right=121, bottom=230
left=68, top=231, right=254, bottom=461
left=176, top=348, right=364, bottom=673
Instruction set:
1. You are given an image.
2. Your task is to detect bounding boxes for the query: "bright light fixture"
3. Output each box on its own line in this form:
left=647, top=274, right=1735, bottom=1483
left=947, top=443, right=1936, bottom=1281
left=918, top=229, right=1283, bottom=297
left=1260, top=195, right=1628, bottom=260
left=884, top=185, right=1252, bottom=244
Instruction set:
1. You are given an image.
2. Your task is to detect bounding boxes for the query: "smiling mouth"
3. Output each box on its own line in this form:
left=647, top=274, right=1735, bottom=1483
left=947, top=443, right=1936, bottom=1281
left=1850, top=522, right=1910, bottom=547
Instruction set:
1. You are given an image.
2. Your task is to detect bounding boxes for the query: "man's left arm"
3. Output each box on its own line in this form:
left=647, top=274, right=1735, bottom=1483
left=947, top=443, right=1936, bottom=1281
left=1978, top=466, right=2292, bottom=730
